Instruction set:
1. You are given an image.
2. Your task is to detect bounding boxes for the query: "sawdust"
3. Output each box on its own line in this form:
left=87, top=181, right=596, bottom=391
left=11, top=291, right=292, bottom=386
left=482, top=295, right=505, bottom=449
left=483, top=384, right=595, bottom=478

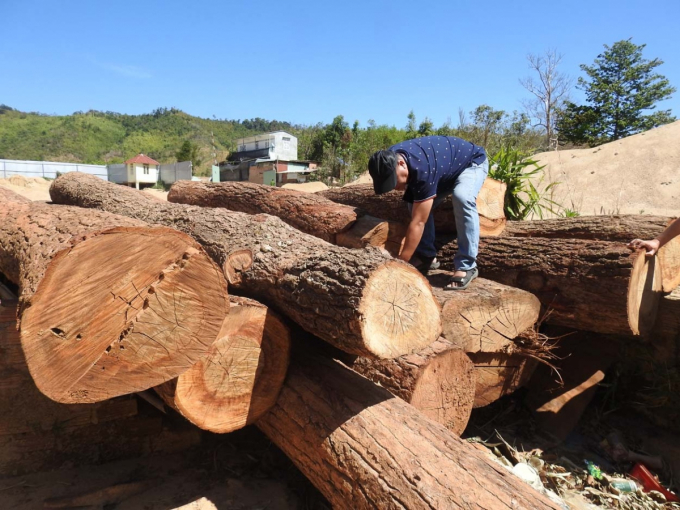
left=0, top=176, right=51, bottom=202
left=534, top=121, right=680, bottom=217
left=347, top=122, right=680, bottom=217
left=282, top=181, right=328, bottom=193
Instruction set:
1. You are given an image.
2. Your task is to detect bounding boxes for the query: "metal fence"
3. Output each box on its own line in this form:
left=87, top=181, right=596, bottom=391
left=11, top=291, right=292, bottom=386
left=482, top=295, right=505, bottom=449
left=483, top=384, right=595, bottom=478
left=0, top=159, right=109, bottom=180
left=159, top=161, right=192, bottom=184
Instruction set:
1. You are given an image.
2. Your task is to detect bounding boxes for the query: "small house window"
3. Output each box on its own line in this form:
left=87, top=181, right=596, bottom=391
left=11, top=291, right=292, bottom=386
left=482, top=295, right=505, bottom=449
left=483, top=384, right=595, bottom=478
left=143, top=164, right=149, bottom=175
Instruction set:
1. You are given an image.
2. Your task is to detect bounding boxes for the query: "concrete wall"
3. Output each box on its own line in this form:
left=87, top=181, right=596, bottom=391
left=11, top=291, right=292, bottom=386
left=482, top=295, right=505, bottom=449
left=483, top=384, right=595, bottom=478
left=159, top=161, right=192, bottom=184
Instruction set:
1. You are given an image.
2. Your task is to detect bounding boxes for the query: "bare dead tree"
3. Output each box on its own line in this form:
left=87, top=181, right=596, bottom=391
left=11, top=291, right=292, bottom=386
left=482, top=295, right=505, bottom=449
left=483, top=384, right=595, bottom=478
left=520, top=50, right=573, bottom=149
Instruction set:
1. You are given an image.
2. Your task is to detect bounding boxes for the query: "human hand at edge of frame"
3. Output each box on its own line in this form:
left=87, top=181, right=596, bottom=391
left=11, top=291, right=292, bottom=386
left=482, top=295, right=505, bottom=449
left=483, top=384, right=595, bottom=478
left=628, top=238, right=660, bottom=256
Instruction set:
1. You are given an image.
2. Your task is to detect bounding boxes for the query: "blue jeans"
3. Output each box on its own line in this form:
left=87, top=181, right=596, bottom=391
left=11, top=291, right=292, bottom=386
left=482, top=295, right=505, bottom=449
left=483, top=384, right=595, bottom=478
left=408, top=158, right=489, bottom=270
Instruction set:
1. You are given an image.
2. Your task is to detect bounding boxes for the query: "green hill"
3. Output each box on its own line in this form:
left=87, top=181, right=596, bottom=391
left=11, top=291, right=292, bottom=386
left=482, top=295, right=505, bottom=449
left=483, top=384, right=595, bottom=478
left=0, top=105, right=294, bottom=175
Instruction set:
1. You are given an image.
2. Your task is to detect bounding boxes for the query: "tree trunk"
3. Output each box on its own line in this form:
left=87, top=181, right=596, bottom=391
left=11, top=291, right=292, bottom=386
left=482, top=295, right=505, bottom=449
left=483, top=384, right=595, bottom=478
left=427, top=272, right=541, bottom=353
left=318, top=178, right=508, bottom=237
left=168, top=180, right=358, bottom=242
left=155, top=296, right=290, bottom=433
left=350, top=338, right=475, bottom=435
left=653, top=290, right=680, bottom=339
left=168, top=181, right=406, bottom=256
left=468, top=353, right=539, bottom=408
left=50, top=172, right=442, bottom=359
left=0, top=201, right=228, bottom=404
left=255, top=350, right=561, bottom=509
left=502, top=215, right=680, bottom=292
left=437, top=237, right=662, bottom=336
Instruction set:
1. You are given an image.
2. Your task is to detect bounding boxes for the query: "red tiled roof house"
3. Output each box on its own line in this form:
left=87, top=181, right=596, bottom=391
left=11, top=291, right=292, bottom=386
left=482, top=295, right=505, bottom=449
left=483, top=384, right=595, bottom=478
left=122, top=154, right=160, bottom=189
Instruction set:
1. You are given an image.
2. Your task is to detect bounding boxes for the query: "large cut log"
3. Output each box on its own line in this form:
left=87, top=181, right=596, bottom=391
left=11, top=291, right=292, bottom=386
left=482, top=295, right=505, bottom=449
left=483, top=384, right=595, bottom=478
left=318, top=178, right=508, bottom=236
left=50, top=172, right=441, bottom=359
left=437, top=236, right=662, bottom=336
left=0, top=200, right=228, bottom=403
left=168, top=180, right=406, bottom=255
left=427, top=271, right=541, bottom=353
left=502, top=215, right=680, bottom=292
left=255, top=350, right=561, bottom=509
left=350, top=338, right=475, bottom=435
left=468, top=352, right=539, bottom=408
left=155, top=296, right=290, bottom=433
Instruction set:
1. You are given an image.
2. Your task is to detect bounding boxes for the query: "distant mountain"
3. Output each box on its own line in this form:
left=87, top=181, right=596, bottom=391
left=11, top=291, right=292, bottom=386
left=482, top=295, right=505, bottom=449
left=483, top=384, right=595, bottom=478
left=0, top=106, right=295, bottom=175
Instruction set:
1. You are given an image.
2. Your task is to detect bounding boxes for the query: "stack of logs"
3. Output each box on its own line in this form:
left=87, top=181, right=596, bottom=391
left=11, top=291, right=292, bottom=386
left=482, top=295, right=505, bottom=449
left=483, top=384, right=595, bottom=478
left=1, top=172, right=677, bottom=508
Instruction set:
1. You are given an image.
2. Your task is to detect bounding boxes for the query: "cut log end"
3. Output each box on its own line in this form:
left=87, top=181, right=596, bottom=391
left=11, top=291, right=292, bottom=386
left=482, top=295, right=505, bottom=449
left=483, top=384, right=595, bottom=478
left=224, top=249, right=254, bottom=285
left=173, top=296, right=290, bottom=433
left=627, top=250, right=662, bottom=336
left=361, top=261, right=441, bottom=358
left=21, top=226, right=228, bottom=404
left=409, top=348, right=475, bottom=435
left=659, top=234, right=680, bottom=292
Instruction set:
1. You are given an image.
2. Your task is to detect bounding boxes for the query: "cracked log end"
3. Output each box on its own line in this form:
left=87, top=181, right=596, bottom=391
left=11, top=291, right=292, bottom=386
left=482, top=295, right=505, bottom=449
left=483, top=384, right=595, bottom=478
left=168, top=296, right=290, bottom=433
left=360, top=261, right=441, bottom=358
left=410, top=347, right=475, bottom=435
left=20, top=226, right=228, bottom=404
left=659, top=231, right=680, bottom=292
left=627, top=250, right=662, bottom=336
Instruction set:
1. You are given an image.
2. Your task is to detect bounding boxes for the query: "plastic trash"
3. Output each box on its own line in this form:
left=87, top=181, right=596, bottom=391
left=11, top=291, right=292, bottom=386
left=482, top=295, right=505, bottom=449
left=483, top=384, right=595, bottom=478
left=609, top=478, right=638, bottom=493
left=584, top=460, right=603, bottom=480
left=512, top=462, right=544, bottom=491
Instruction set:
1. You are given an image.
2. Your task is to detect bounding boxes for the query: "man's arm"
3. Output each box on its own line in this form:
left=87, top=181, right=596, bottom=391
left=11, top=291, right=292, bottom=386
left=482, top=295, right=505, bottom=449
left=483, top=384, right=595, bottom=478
left=629, top=218, right=680, bottom=256
left=399, top=198, right=434, bottom=262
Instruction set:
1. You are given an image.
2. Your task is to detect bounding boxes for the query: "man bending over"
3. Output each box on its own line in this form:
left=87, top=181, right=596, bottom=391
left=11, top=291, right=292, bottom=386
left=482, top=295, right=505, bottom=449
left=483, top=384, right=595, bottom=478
left=368, top=135, right=488, bottom=290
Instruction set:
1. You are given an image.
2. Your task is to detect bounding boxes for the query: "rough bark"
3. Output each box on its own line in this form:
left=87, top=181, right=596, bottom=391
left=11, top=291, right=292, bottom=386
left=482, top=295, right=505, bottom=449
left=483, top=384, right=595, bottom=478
left=155, top=296, right=290, bottom=433
left=350, top=338, right=475, bottom=435
left=468, top=352, right=539, bottom=408
left=502, top=215, right=680, bottom=292
left=168, top=180, right=358, bottom=242
left=438, top=236, right=662, bottom=336
left=502, top=215, right=673, bottom=241
left=427, top=272, right=541, bottom=353
left=50, top=172, right=441, bottom=359
left=0, top=201, right=228, bottom=403
left=318, top=178, right=508, bottom=236
left=168, top=180, right=406, bottom=256
left=255, top=350, right=561, bottom=509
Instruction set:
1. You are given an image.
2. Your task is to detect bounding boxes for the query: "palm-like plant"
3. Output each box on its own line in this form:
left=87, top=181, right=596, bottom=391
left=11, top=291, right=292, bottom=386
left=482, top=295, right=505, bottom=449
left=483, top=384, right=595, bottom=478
left=489, top=147, right=560, bottom=220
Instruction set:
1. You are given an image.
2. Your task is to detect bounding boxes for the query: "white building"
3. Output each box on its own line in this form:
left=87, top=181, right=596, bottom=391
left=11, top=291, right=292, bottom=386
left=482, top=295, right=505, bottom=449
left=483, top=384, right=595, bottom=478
left=220, top=131, right=317, bottom=186
left=112, top=154, right=160, bottom=189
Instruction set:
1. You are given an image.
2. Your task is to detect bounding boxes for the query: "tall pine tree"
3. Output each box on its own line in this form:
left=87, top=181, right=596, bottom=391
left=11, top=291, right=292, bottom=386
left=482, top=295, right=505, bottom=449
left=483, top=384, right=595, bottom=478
left=557, top=39, right=675, bottom=146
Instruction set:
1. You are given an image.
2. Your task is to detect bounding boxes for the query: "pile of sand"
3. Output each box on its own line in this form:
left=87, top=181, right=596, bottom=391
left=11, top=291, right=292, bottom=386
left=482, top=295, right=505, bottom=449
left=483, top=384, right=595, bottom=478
left=533, top=121, right=680, bottom=217
left=348, top=122, right=680, bottom=217
left=0, top=175, right=52, bottom=202
left=281, top=182, right=328, bottom=193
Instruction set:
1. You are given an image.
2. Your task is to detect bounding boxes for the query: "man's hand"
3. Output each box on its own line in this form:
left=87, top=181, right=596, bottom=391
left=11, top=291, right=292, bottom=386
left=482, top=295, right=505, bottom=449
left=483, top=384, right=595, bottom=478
left=399, top=198, right=434, bottom=263
left=628, top=238, right=660, bottom=256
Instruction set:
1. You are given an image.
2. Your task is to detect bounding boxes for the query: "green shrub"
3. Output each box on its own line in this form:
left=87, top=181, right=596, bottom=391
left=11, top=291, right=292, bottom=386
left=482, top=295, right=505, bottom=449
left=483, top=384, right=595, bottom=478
left=488, top=147, right=560, bottom=220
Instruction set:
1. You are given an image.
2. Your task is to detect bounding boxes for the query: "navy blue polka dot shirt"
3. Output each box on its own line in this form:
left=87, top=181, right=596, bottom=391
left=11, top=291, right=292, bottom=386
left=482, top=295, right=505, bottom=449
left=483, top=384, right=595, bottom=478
left=389, top=136, right=486, bottom=203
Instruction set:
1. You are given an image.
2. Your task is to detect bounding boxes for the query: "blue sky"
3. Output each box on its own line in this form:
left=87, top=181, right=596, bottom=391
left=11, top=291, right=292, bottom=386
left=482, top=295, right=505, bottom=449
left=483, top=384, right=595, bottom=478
left=1, top=0, right=679, bottom=128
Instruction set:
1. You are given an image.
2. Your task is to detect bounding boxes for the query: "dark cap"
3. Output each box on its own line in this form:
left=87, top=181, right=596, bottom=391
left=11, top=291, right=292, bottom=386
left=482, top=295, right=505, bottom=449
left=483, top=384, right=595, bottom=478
left=368, top=150, right=398, bottom=194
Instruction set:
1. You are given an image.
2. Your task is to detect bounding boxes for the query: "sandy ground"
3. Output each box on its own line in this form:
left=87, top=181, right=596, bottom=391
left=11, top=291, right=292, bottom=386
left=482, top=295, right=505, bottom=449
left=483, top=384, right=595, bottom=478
left=0, top=176, right=51, bottom=201
left=533, top=120, right=680, bottom=217
left=281, top=181, right=328, bottom=192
